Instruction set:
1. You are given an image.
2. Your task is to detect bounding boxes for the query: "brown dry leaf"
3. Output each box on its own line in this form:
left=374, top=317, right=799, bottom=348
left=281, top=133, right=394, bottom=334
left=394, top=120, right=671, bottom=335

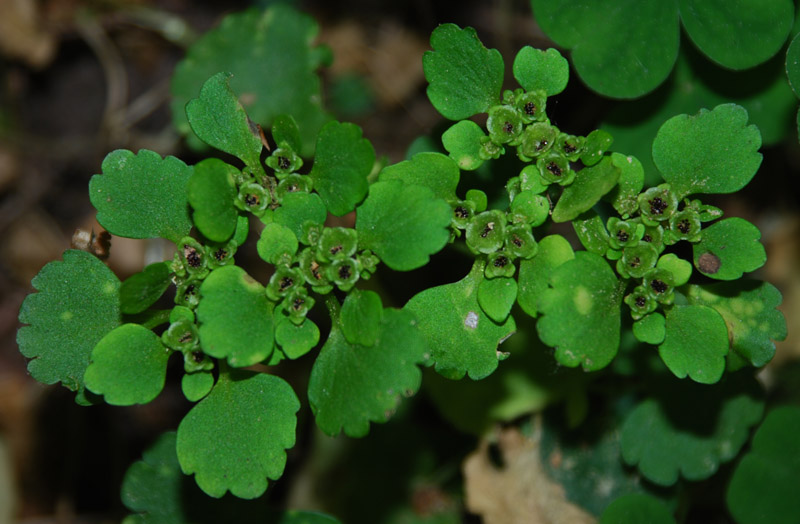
left=464, top=423, right=597, bottom=524
left=0, top=0, right=57, bottom=68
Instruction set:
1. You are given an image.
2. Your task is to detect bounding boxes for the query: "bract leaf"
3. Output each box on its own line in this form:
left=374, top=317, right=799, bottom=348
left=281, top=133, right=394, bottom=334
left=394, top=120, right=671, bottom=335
left=442, top=120, right=486, bottom=171
left=181, top=372, right=214, bottom=402
left=537, top=252, right=622, bottom=371
left=687, top=281, right=787, bottom=367
left=726, top=406, right=800, bottom=524
left=308, top=307, right=426, bottom=437
left=633, top=313, right=666, bottom=345
left=606, top=153, right=644, bottom=217
left=404, top=261, right=516, bottom=380
left=693, top=217, right=766, bottom=280
left=187, top=158, right=239, bottom=243
left=652, top=104, right=762, bottom=198
left=271, top=114, right=302, bottom=153
left=378, top=152, right=460, bottom=201
left=355, top=179, right=451, bottom=271
left=517, top=234, right=575, bottom=317
left=679, top=0, right=793, bottom=70
left=552, top=156, right=620, bottom=223
left=84, top=324, right=169, bottom=405
left=17, top=250, right=120, bottom=404
left=273, top=192, right=327, bottom=241
left=170, top=6, right=330, bottom=157
left=309, top=121, right=375, bottom=216
left=512, top=47, right=569, bottom=95
left=89, top=149, right=193, bottom=243
left=477, top=276, right=518, bottom=323
left=531, top=0, right=679, bottom=98
left=600, top=494, right=676, bottom=524
left=257, top=223, right=298, bottom=265
left=340, top=289, right=383, bottom=347
left=658, top=305, right=729, bottom=383
left=275, top=317, right=319, bottom=360
left=177, top=370, right=299, bottom=499
left=571, top=211, right=611, bottom=255
left=620, top=373, right=764, bottom=486
left=423, top=24, right=504, bottom=119
left=120, top=262, right=171, bottom=315
left=196, top=266, right=274, bottom=367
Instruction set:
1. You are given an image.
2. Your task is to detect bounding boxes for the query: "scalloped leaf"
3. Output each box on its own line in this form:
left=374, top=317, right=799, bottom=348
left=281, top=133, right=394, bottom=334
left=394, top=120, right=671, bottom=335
left=652, top=104, right=762, bottom=198
left=308, top=305, right=426, bottom=437
left=404, top=261, right=516, bottom=380
left=378, top=152, right=460, bottom=202
left=423, top=24, right=504, bottom=119
left=442, top=120, right=486, bottom=171
left=17, top=250, right=120, bottom=404
left=536, top=251, right=622, bottom=371
left=177, top=370, right=299, bottom=499
left=692, top=217, right=766, bottom=280
left=273, top=192, right=327, bottom=241
left=678, top=0, right=793, bottom=70
left=188, top=158, right=239, bottom=243
left=89, top=149, right=193, bottom=243
left=601, top=494, right=676, bottom=524
left=517, top=234, right=575, bottom=318
left=196, top=266, right=274, bottom=367
left=552, top=156, right=620, bottom=223
left=620, top=373, right=764, bottom=486
left=687, top=281, right=787, bottom=367
left=355, top=179, right=451, bottom=271
left=512, top=47, right=569, bottom=95
left=120, top=262, right=171, bottom=315
left=170, top=6, right=330, bottom=157
left=658, top=304, right=729, bottom=383
left=726, top=406, right=800, bottom=524
left=309, top=121, right=375, bottom=216
left=84, top=324, right=169, bottom=405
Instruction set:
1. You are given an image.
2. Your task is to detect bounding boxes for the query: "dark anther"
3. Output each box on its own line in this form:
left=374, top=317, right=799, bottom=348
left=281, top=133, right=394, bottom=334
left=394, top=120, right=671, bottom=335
left=698, top=252, right=721, bottom=274
left=287, top=184, right=298, bottom=192
left=512, top=235, right=523, bottom=247
left=524, top=102, right=536, bottom=116
left=503, top=121, right=514, bottom=134
left=642, top=234, right=652, bottom=243
left=563, top=142, right=576, bottom=154
left=192, top=351, right=204, bottom=363
left=480, top=222, right=495, bottom=238
left=547, top=162, right=562, bottom=176
left=338, top=265, right=351, bottom=279
left=310, top=261, right=322, bottom=280
left=677, top=219, right=691, bottom=234
left=494, top=256, right=508, bottom=268
left=330, top=245, right=343, bottom=256
left=537, top=140, right=549, bottom=151
left=629, top=257, right=640, bottom=268
left=179, top=332, right=193, bottom=344
left=292, top=298, right=305, bottom=311
left=277, top=156, right=291, bottom=170
left=650, top=279, right=668, bottom=294
left=214, top=249, right=227, bottom=261
left=617, top=230, right=629, bottom=243
left=649, top=197, right=668, bottom=215
left=245, top=194, right=260, bottom=207
left=635, top=296, right=646, bottom=308
left=184, top=245, right=202, bottom=267
left=185, top=284, right=197, bottom=296
left=454, top=206, right=470, bottom=219
left=279, top=277, right=294, bottom=292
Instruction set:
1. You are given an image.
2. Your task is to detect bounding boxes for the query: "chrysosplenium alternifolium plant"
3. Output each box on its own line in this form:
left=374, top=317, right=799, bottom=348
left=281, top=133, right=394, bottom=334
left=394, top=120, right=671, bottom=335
left=16, top=16, right=787, bottom=505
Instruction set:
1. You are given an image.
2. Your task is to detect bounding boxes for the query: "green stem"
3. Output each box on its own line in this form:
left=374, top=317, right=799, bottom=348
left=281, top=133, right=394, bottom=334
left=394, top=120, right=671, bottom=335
left=125, top=309, right=172, bottom=330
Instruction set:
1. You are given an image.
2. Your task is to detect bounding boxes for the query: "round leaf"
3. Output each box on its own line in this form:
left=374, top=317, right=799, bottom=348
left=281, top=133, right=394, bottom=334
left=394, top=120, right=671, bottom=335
left=477, top=276, right=518, bottom=323
left=441, top=120, right=486, bottom=171
left=601, top=494, right=676, bottom=524
left=378, top=152, right=460, bottom=201
left=693, top=217, right=766, bottom=280
left=120, top=262, right=171, bottom=315
left=275, top=317, right=319, bottom=360
left=187, top=158, right=239, bottom=243
left=656, top=253, right=692, bottom=287
left=658, top=305, right=729, bottom=383
left=633, top=313, right=666, bottom=345
left=517, top=234, right=575, bottom=317
left=512, top=47, right=569, bottom=95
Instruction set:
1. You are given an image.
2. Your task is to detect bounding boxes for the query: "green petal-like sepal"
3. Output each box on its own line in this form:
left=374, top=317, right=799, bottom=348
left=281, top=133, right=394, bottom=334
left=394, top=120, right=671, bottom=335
left=466, top=210, right=506, bottom=254
left=175, top=279, right=201, bottom=310
left=692, top=217, right=766, bottom=280
left=451, top=200, right=476, bottom=229
left=555, top=133, right=586, bottom=161
left=266, top=146, right=303, bottom=176
left=537, top=155, right=573, bottom=186
left=685, top=198, right=723, bottom=222
left=514, top=89, right=548, bottom=123
left=519, top=122, right=558, bottom=158
left=639, top=221, right=666, bottom=253
left=276, top=174, right=312, bottom=199
left=479, top=136, right=504, bottom=160
left=513, top=46, right=568, bottom=96
left=617, top=242, right=658, bottom=279
left=162, top=317, right=199, bottom=353
left=638, top=184, right=678, bottom=225
left=120, top=262, right=171, bottom=315
left=177, top=237, right=209, bottom=279
left=317, top=227, right=358, bottom=262
left=206, top=240, right=237, bottom=270
left=486, top=105, right=523, bottom=144
left=485, top=252, right=516, bottom=279
left=442, top=120, right=487, bottom=171
left=509, top=190, right=549, bottom=226
left=183, top=348, right=213, bottom=374
left=257, top=223, right=298, bottom=266
left=266, top=267, right=304, bottom=301
left=297, top=248, right=331, bottom=290
left=606, top=217, right=644, bottom=249
left=666, top=209, right=702, bottom=244
left=580, top=129, right=613, bottom=167
left=282, top=287, right=315, bottom=324
left=327, top=258, right=360, bottom=292
left=235, top=183, right=271, bottom=216
left=624, top=285, right=658, bottom=321
left=505, top=224, right=538, bottom=259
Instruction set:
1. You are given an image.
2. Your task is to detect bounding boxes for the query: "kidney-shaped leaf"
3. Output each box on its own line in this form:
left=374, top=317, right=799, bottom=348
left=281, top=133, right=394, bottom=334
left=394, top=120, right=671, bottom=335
left=512, top=47, right=569, bottom=96
left=658, top=305, right=729, bottom=384
left=693, top=217, right=766, bottom=280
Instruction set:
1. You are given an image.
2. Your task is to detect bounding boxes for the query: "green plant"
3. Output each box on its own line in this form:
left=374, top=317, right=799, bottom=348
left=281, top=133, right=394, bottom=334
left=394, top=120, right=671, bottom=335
left=15, top=4, right=795, bottom=522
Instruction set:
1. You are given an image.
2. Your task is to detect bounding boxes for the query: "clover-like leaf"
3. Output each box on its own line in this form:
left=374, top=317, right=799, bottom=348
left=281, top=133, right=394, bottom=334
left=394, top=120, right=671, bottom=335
left=177, top=370, right=299, bottom=499
left=185, top=72, right=263, bottom=168
left=170, top=5, right=330, bottom=157
left=423, top=23, right=504, bottom=119
left=512, top=47, right=569, bottom=95
left=606, top=153, right=644, bottom=217
left=537, top=251, right=622, bottom=371
left=404, top=261, right=516, bottom=380
left=273, top=192, right=327, bottom=241
left=89, top=149, right=193, bottom=243
left=477, top=276, right=517, bottom=323
left=726, top=406, right=800, bottom=524
left=692, top=217, right=766, bottom=280
left=517, top=235, right=575, bottom=318
left=356, top=179, right=451, bottom=271
left=187, top=158, right=239, bottom=243
left=531, top=0, right=679, bottom=98
left=552, top=156, right=620, bottom=223
left=378, top=152, right=460, bottom=202
left=658, top=305, right=729, bottom=384
left=309, top=121, right=375, bottom=216
left=17, top=250, right=120, bottom=404
left=620, top=373, right=764, bottom=486
left=84, top=324, right=169, bottom=405
left=441, top=120, right=486, bottom=171
left=196, top=266, right=274, bottom=367
left=652, top=104, right=762, bottom=198
left=600, top=494, right=676, bottom=524
left=120, top=262, right=171, bottom=315
left=678, top=0, right=793, bottom=70
left=687, top=281, right=787, bottom=367
left=308, top=305, right=427, bottom=437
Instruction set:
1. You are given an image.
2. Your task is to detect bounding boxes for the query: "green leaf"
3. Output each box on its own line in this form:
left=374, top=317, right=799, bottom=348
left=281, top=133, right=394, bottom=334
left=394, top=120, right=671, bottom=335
left=788, top=33, right=800, bottom=97
left=693, top=217, right=766, bottom=280
left=441, top=120, right=486, bottom=171
left=89, top=149, right=193, bottom=243
left=658, top=305, right=729, bottom=383
left=687, top=281, right=787, bottom=367
left=606, top=153, right=644, bottom=217
left=120, top=262, right=171, bottom=315
left=633, top=313, right=666, bottom=345
left=273, top=192, right=327, bottom=241
left=679, top=0, right=793, bottom=70
left=84, top=324, right=169, bottom=405
left=423, top=24, right=504, bottom=119
left=537, top=252, right=622, bottom=371
left=404, top=261, right=516, bottom=380
left=512, top=47, right=569, bottom=95
left=727, top=406, right=800, bottom=524
left=378, top=152, right=460, bottom=202
left=552, top=156, right=620, bottom=223
left=185, top=72, right=263, bottom=167
left=170, top=6, right=330, bottom=157
left=477, top=276, right=518, bottom=323
left=601, top=494, right=676, bottom=524
left=621, top=374, right=764, bottom=486
left=275, top=317, right=319, bottom=360
left=177, top=370, right=299, bottom=499
left=340, top=289, right=383, bottom=347
left=656, top=254, right=692, bottom=286
left=531, top=0, right=679, bottom=98
left=187, top=158, right=239, bottom=243
left=571, top=211, right=611, bottom=255
left=196, top=266, right=274, bottom=367
left=309, top=121, right=375, bottom=216
left=580, top=129, right=614, bottom=166
left=17, top=250, right=120, bottom=403
left=308, top=306, right=426, bottom=437
left=257, top=223, right=298, bottom=265
left=356, top=179, right=451, bottom=271
left=652, top=104, right=762, bottom=197
left=181, top=372, right=214, bottom=402
left=271, top=114, right=302, bottom=153
left=517, top=235, right=575, bottom=317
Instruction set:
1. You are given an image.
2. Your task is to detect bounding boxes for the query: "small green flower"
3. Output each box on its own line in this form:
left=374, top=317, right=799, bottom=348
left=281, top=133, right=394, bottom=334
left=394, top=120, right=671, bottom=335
left=684, top=198, right=724, bottom=222
left=519, top=122, right=558, bottom=159
left=607, top=217, right=644, bottom=250
left=317, top=227, right=358, bottom=262
left=357, top=250, right=380, bottom=276
left=283, top=287, right=315, bottom=325
left=301, top=221, right=323, bottom=246
left=616, top=242, right=658, bottom=279
left=466, top=210, right=506, bottom=254
left=235, top=183, right=271, bottom=216
left=536, top=154, right=574, bottom=186
left=179, top=237, right=209, bottom=278
left=266, top=266, right=303, bottom=301
left=327, top=257, right=360, bottom=291
left=162, top=317, right=199, bottom=352
left=515, top=89, right=547, bottom=123
left=206, top=240, right=237, bottom=270
left=183, top=349, right=214, bottom=373
left=638, top=184, right=678, bottom=225
left=176, top=278, right=201, bottom=309
left=666, top=209, right=702, bottom=244
left=479, top=136, right=504, bottom=160
left=485, top=252, right=516, bottom=278
left=451, top=200, right=475, bottom=229
left=486, top=104, right=523, bottom=144
left=276, top=174, right=312, bottom=199
left=266, top=145, right=303, bottom=177
left=297, top=248, right=333, bottom=293
left=624, top=285, right=657, bottom=320
left=509, top=191, right=549, bottom=227
left=505, top=224, right=538, bottom=259
left=555, top=133, right=586, bottom=161
left=642, top=268, right=675, bottom=305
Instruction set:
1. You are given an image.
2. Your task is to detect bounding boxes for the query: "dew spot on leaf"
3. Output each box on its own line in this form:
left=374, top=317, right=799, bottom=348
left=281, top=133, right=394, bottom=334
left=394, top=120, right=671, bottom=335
left=465, top=311, right=479, bottom=329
